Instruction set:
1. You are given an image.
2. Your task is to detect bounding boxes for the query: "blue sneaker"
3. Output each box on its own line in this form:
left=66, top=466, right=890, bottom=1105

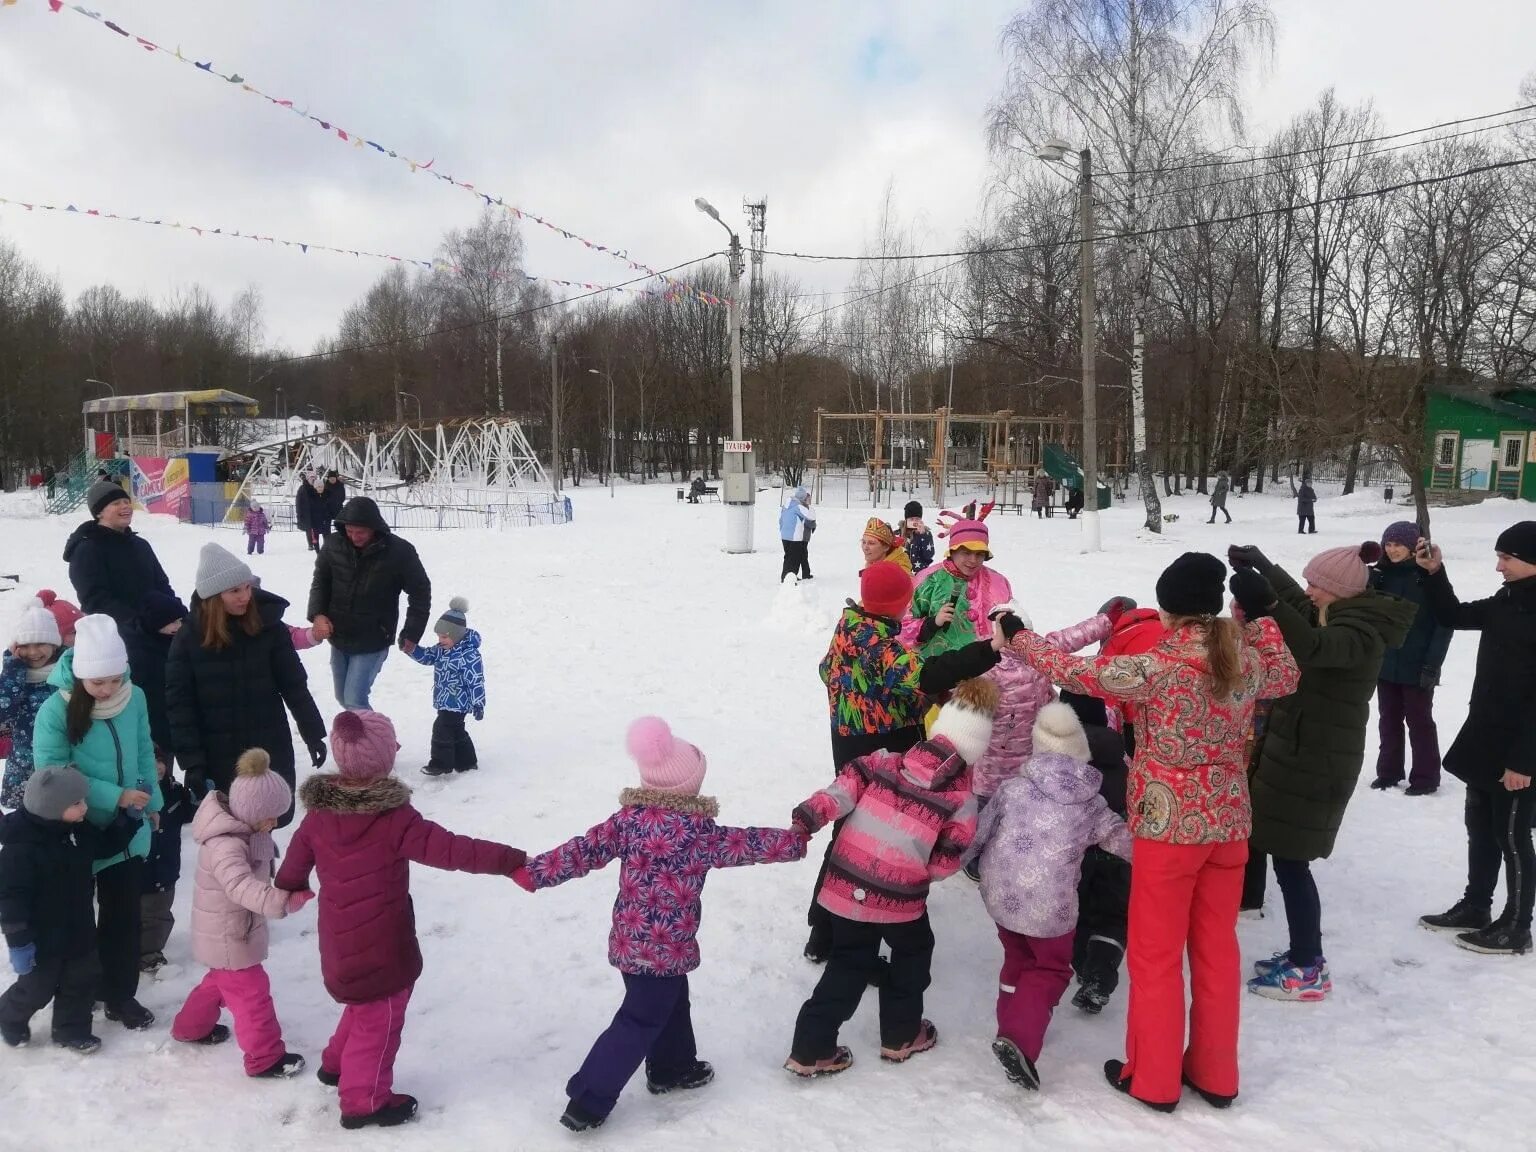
left=1247, top=961, right=1329, bottom=1002
left=1252, top=951, right=1332, bottom=992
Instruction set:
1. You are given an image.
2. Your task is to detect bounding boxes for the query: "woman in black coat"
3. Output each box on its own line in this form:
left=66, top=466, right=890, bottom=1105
left=164, top=544, right=326, bottom=827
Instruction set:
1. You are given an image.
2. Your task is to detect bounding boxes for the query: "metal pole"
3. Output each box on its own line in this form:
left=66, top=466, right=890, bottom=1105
left=1079, top=147, right=1102, bottom=553
left=608, top=372, right=615, bottom=499
left=729, top=234, right=743, bottom=441
left=549, top=336, right=561, bottom=495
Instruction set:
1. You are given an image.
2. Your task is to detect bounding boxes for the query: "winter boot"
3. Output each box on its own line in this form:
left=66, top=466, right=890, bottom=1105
left=340, top=1094, right=419, bottom=1131
left=558, top=1102, right=607, bottom=1132
left=1454, top=923, right=1532, bottom=956
left=104, top=999, right=155, bottom=1030
left=646, top=1059, right=715, bottom=1095
left=1369, top=779, right=1399, bottom=791
left=252, top=1052, right=306, bottom=1078
left=53, top=1034, right=102, bottom=1055
left=1072, top=980, right=1111, bottom=1015
left=1420, top=899, right=1492, bottom=934
left=880, top=1019, right=938, bottom=1063
left=178, top=1024, right=231, bottom=1046
left=963, top=858, right=982, bottom=884
left=316, top=1066, right=340, bottom=1088
left=139, top=952, right=167, bottom=974
left=1404, top=784, right=1438, bottom=796
left=783, top=1046, right=854, bottom=1078
left=1, top=1024, right=29, bottom=1048
left=991, top=1037, right=1039, bottom=1089
left=1182, top=1072, right=1237, bottom=1109
left=802, top=925, right=831, bottom=965
left=1104, top=1059, right=1176, bottom=1113
left=420, top=762, right=454, bottom=777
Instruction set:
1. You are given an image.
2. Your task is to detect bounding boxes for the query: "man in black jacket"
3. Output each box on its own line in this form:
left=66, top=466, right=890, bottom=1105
left=64, top=480, right=186, bottom=754
left=1416, top=522, right=1536, bottom=956
left=308, top=496, right=432, bottom=710
left=320, top=470, right=347, bottom=535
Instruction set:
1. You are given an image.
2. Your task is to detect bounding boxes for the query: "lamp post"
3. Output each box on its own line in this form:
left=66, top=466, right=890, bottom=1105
left=694, top=196, right=753, bottom=553
left=587, top=369, right=616, bottom=499
left=85, top=377, right=116, bottom=396
left=1035, top=138, right=1101, bottom=553
left=397, top=391, right=422, bottom=425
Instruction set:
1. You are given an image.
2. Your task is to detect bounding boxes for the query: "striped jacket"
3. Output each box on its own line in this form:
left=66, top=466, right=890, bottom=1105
left=794, top=737, right=977, bottom=924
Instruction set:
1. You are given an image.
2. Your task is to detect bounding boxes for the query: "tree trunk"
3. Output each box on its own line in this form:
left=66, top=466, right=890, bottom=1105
left=1342, top=439, right=1361, bottom=495
left=1132, top=316, right=1162, bottom=531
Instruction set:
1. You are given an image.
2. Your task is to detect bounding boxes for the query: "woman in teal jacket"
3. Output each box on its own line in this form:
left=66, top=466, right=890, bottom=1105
left=31, top=615, right=162, bottom=1031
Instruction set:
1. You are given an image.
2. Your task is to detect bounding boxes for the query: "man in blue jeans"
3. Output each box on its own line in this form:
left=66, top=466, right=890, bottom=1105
left=308, top=496, right=432, bottom=709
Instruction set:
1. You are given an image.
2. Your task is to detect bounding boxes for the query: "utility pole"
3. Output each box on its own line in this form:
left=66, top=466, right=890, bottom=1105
left=1077, top=146, right=1101, bottom=552
left=744, top=199, right=766, bottom=363
left=549, top=335, right=561, bottom=494
left=695, top=197, right=754, bottom=553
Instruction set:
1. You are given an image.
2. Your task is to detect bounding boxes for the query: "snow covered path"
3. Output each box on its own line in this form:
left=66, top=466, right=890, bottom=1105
left=0, top=480, right=1526, bottom=1151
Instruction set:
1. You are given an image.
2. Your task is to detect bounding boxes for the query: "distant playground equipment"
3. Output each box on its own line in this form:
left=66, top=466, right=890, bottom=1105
left=46, top=391, right=566, bottom=529
left=806, top=407, right=1118, bottom=511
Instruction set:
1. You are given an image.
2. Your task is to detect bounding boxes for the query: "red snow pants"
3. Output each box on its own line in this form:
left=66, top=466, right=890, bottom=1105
left=172, top=964, right=286, bottom=1075
left=1120, top=838, right=1246, bottom=1106
left=995, top=926, right=1075, bottom=1062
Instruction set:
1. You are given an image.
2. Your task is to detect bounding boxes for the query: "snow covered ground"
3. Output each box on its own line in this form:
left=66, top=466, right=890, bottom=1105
left=0, top=478, right=1528, bottom=1151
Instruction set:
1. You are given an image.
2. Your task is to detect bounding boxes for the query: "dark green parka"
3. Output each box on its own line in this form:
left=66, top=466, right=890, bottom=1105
left=1249, top=560, right=1417, bottom=861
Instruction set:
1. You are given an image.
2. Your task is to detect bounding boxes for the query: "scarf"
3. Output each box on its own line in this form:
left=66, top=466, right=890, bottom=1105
left=25, top=660, right=56, bottom=685
left=60, top=678, right=134, bottom=721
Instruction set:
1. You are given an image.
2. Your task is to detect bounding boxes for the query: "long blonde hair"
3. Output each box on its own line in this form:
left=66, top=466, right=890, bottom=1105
left=198, top=593, right=262, bottom=652
left=1167, top=614, right=1245, bottom=700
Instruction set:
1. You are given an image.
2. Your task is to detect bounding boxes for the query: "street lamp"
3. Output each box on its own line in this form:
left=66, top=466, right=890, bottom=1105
left=397, top=391, right=422, bottom=425
left=85, top=377, right=115, bottom=396
left=694, top=196, right=753, bottom=554
left=1035, top=138, right=1101, bottom=552
left=588, top=369, right=616, bottom=499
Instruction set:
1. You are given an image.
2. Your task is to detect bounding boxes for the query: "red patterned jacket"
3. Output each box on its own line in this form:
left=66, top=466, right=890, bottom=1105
left=1013, top=619, right=1299, bottom=845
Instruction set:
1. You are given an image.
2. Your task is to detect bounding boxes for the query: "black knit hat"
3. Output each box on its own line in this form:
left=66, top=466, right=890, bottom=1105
left=903, top=500, right=923, bottom=520
left=1155, top=552, right=1226, bottom=617
left=87, top=478, right=130, bottom=519
left=1495, top=521, right=1536, bottom=565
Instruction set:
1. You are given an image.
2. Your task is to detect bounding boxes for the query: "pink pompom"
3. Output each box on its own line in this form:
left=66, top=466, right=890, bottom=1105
left=332, top=711, right=365, bottom=741
left=1358, top=541, right=1383, bottom=565
left=625, top=716, right=675, bottom=767
left=37, top=589, right=56, bottom=606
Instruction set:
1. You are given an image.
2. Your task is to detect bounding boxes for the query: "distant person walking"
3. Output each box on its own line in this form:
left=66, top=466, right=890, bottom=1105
left=1296, top=481, right=1317, bottom=535
left=1208, top=471, right=1232, bottom=525
left=779, top=487, right=816, bottom=584
left=296, top=471, right=322, bottom=553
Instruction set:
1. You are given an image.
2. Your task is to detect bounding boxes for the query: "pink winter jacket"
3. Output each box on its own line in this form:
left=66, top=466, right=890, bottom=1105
left=188, top=792, right=293, bottom=971
left=971, top=613, right=1113, bottom=797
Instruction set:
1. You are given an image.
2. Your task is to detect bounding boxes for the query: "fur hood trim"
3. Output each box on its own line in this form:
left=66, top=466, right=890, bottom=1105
left=299, top=773, right=412, bottom=815
left=618, top=787, right=719, bottom=818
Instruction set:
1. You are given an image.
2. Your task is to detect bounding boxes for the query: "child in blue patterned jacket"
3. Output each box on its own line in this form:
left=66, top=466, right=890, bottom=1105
left=402, top=597, right=485, bottom=777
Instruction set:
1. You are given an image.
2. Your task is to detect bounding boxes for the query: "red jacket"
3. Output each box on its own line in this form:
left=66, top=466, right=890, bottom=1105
left=1013, top=619, right=1299, bottom=845
left=275, top=774, right=524, bottom=1003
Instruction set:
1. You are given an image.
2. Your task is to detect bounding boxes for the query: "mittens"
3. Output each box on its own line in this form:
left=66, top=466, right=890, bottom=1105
left=1227, top=545, right=1269, bottom=571
left=8, top=943, right=35, bottom=976
left=998, top=613, right=1028, bottom=641
left=511, top=866, right=536, bottom=893
left=286, top=890, right=315, bottom=913
left=1097, top=596, right=1136, bottom=628
left=1229, top=570, right=1279, bottom=619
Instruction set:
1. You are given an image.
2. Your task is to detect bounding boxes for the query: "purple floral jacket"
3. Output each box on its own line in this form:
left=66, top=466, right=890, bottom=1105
left=525, top=788, right=805, bottom=976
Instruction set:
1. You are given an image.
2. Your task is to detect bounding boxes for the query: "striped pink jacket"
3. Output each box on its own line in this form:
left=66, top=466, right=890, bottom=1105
left=793, top=737, right=977, bottom=924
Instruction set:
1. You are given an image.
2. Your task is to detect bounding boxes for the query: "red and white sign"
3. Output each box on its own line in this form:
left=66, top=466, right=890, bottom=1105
left=723, top=440, right=752, bottom=453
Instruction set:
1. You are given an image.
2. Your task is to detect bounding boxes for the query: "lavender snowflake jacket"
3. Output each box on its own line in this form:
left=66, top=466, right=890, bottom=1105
left=964, top=750, right=1132, bottom=938
left=524, top=788, right=806, bottom=977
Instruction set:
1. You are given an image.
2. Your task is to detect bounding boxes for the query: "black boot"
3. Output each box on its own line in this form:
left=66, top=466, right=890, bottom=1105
left=316, top=1066, right=341, bottom=1088
left=559, top=1102, right=607, bottom=1132
left=2, top=1024, right=29, bottom=1048
left=253, top=1052, right=306, bottom=1078
left=104, top=999, right=155, bottom=1030
left=1420, top=899, right=1492, bottom=934
left=53, top=1034, right=102, bottom=1055
left=1182, top=1072, right=1237, bottom=1108
left=341, top=1094, right=419, bottom=1130
left=991, top=1038, right=1039, bottom=1089
left=1104, top=1060, right=1177, bottom=1113
left=178, top=1024, right=231, bottom=1046
left=646, top=1059, right=715, bottom=1095
left=1072, top=980, right=1111, bottom=1015
left=1455, top=923, right=1532, bottom=955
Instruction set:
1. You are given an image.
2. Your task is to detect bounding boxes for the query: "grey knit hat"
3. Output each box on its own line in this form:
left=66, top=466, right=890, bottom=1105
left=87, top=479, right=131, bottom=519
left=434, top=596, right=469, bottom=641
left=195, top=541, right=255, bottom=599
left=24, top=766, right=90, bottom=821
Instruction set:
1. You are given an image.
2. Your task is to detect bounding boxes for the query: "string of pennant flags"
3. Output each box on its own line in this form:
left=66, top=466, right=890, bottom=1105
left=0, top=193, right=720, bottom=304
left=9, top=0, right=728, bottom=307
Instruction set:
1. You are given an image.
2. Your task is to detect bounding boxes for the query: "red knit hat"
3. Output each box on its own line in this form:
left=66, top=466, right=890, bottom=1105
left=861, top=561, right=914, bottom=619
left=36, top=589, right=83, bottom=642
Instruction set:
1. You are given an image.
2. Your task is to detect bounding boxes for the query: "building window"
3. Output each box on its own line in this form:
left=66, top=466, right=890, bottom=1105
left=1435, top=433, right=1459, bottom=468
left=1502, top=434, right=1525, bottom=470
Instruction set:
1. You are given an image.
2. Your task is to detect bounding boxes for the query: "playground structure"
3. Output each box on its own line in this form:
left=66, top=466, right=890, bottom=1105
left=806, top=407, right=1119, bottom=510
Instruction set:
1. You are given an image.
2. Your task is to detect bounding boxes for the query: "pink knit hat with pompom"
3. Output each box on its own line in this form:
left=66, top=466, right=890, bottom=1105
left=330, top=710, right=399, bottom=782
left=626, top=717, right=708, bottom=795
left=1303, top=541, right=1383, bottom=599
left=228, top=748, right=293, bottom=825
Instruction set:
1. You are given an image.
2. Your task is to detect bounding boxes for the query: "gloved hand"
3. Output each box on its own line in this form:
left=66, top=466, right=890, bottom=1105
left=1227, top=545, right=1269, bottom=572
left=510, top=866, right=536, bottom=893
left=286, top=890, right=315, bottom=913
left=8, top=943, right=35, bottom=976
left=473, top=706, right=484, bottom=722
left=308, top=741, right=327, bottom=769
left=1420, top=667, right=1441, bottom=690
left=1229, top=571, right=1279, bottom=619
left=1097, top=596, right=1137, bottom=628
left=998, top=613, right=1028, bottom=642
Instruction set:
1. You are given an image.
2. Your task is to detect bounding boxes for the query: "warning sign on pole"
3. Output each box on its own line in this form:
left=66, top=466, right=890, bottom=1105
left=723, top=440, right=752, bottom=453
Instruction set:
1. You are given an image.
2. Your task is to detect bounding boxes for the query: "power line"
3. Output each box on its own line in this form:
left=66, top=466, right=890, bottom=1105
left=262, top=253, right=722, bottom=367
left=763, top=155, right=1536, bottom=263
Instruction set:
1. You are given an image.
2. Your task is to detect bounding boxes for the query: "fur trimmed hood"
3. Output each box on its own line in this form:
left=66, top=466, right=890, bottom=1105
left=618, top=787, right=719, bottom=818
left=299, top=773, right=412, bottom=815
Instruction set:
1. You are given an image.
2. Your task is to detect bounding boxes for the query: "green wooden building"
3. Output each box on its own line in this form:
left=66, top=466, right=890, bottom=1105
left=1426, top=386, right=1536, bottom=501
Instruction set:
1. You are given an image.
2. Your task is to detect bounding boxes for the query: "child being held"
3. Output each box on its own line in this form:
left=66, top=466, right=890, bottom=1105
left=785, top=678, right=998, bottom=1078
left=0, top=766, right=138, bottom=1053
left=275, top=709, right=526, bottom=1131
left=171, top=749, right=309, bottom=1077
left=140, top=745, right=194, bottom=974
left=403, top=597, right=484, bottom=777
left=964, top=703, right=1132, bottom=1090
left=516, top=716, right=807, bottom=1132
left=1, top=597, right=70, bottom=810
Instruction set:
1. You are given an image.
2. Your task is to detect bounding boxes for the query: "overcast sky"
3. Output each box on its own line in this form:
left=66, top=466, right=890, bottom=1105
left=1, top=0, right=1532, bottom=357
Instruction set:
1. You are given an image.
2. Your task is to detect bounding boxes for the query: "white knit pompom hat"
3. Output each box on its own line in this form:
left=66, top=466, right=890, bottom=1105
left=71, top=615, right=128, bottom=679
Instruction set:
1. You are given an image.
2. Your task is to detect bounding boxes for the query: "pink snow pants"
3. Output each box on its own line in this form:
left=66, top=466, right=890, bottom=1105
left=995, top=926, right=1075, bottom=1062
left=172, top=965, right=286, bottom=1076
left=322, top=985, right=414, bottom=1118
